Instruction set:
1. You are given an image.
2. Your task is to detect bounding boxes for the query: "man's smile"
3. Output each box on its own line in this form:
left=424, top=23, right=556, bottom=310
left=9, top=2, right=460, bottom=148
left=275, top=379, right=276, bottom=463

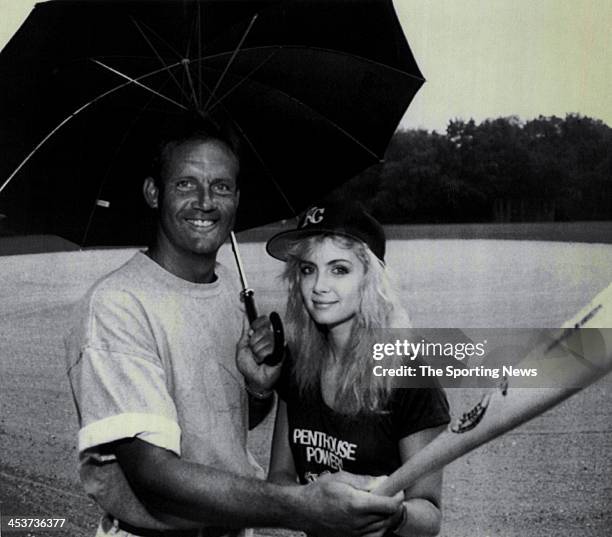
left=185, top=217, right=218, bottom=229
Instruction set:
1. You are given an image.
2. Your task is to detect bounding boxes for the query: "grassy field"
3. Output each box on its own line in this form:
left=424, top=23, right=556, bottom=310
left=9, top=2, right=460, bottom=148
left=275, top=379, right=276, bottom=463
left=1, top=230, right=612, bottom=536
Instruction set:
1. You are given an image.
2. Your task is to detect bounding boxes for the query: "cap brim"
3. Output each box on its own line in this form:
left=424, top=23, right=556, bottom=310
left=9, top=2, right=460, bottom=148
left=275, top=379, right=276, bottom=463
left=265, top=228, right=364, bottom=261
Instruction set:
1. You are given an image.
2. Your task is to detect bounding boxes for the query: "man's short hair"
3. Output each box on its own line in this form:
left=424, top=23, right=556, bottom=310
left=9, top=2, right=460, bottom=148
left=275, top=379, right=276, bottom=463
left=150, top=114, right=242, bottom=189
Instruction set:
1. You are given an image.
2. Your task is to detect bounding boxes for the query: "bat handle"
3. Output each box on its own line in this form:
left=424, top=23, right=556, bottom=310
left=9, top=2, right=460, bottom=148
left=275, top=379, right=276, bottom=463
left=373, top=465, right=427, bottom=497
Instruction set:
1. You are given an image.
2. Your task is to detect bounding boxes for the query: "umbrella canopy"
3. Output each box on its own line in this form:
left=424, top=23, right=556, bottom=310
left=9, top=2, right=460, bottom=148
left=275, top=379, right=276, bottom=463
left=0, top=0, right=423, bottom=247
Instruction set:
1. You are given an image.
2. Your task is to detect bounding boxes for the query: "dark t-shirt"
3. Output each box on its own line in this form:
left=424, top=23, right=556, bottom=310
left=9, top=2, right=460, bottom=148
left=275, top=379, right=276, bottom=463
left=277, top=360, right=451, bottom=483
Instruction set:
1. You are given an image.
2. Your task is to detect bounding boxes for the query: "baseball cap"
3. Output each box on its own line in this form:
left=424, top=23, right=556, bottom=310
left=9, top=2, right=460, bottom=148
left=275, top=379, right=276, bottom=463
left=266, top=202, right=386, bottom=262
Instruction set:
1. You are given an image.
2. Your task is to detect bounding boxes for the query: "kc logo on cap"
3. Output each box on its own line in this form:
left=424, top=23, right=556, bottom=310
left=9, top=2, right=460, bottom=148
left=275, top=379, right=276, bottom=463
left=266, top=201, right=386, bottom=262
left=302, top=206, right=325, bottom=227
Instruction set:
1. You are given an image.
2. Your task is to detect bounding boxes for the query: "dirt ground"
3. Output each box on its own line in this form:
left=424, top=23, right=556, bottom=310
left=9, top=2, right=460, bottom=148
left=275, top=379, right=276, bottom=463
left=1, top=237, right=611, bottom=536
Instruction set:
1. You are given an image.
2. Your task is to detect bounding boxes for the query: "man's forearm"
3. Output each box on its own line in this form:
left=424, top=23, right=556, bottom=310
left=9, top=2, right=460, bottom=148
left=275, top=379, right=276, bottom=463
left=115, top=438, right=402, bottom=536
left=116, top=438, right=303, bottom=528
left=136, top=457, right=306, bottom=528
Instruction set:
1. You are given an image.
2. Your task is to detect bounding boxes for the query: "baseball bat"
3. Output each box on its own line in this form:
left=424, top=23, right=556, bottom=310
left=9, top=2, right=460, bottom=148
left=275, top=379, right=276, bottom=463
left=374, top=283, right=612, bottom=497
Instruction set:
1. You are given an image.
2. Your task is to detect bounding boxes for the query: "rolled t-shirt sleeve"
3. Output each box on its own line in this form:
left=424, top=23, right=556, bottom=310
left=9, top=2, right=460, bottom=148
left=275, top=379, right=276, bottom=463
left=68, top=287, right=181, bottom=456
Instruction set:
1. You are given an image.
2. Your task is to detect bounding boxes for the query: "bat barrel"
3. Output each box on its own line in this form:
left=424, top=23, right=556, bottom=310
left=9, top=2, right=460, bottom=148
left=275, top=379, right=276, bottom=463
left=374, top=285, right=612, bottom=497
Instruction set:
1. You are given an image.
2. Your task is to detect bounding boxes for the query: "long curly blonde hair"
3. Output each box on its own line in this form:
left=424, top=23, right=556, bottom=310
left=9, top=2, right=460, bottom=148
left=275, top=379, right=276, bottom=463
left=282, top=234, right=410, bottom=415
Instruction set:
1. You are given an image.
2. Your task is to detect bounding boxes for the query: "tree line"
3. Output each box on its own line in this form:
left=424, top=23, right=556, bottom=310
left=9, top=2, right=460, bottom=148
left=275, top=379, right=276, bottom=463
left=328, top=114, right=612, bottom=223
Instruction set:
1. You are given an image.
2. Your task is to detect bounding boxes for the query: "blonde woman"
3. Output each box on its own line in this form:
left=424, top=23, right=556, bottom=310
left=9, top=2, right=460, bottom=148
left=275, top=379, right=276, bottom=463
left=266, top=203, right=450, bottom=536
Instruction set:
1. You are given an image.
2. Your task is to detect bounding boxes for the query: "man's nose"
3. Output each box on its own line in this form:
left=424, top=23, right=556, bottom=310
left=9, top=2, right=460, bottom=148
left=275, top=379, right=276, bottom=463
left=193, top=185, right=215, bottom=210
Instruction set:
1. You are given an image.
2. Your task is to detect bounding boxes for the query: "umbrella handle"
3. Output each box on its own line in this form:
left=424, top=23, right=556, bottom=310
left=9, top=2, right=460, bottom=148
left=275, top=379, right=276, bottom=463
left=241, top=289, right=286, bottom=366
left=264, top=312, right=285, bottom=366
left=242, top=288, right=259, bottom=323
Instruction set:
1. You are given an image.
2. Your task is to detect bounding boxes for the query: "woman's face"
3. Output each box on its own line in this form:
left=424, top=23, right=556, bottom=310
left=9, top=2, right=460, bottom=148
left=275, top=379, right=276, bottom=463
left=298, top=237, right=365, bottom=330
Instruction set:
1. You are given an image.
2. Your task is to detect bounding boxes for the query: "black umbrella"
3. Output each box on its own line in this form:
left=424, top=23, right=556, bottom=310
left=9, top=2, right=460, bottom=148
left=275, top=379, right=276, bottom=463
left=0, top=0, right=424, bottom=364
left=0, top=0, right=423, bottom=246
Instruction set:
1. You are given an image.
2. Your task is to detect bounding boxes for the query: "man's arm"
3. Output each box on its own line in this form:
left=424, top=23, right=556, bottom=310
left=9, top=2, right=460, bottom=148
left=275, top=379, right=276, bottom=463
left=115, top=438, right=403, bottom=536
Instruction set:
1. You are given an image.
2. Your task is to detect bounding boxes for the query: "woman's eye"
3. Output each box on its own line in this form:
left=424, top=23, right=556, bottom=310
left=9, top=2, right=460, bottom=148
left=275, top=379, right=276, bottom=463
left=299, top=265, right=314, bottom=275
left=331, top=265, right=349, bottom=275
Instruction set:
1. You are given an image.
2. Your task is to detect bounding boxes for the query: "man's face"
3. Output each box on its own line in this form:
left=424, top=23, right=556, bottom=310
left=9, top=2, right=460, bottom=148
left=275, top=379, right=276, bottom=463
left=148, top=139, right=240, bottom=258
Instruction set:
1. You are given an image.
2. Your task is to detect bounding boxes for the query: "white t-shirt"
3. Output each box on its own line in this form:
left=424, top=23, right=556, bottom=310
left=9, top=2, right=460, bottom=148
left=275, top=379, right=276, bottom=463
left=66, top=252, right=262, bottom=531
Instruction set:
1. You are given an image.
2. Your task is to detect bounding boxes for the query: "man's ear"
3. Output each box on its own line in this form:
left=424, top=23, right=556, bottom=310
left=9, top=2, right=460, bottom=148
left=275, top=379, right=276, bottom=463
left=143, top=177, right=159, bottom=209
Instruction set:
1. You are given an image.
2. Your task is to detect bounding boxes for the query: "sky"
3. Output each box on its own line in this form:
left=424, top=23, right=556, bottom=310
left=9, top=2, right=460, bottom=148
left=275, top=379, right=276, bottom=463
left=395, top=0, right=612, bottom=131
left=1, top=0, right=610, bottom=133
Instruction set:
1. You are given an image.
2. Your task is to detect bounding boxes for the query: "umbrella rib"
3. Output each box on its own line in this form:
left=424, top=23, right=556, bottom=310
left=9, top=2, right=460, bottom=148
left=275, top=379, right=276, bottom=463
left=237, top=126, right=298, bottom=218
left=131, top=19, right=184, bottom=62
left=204, top=49, right=279, bottom=114
left=131, top=17, right=193, bottom=106
left=185, top=2, right=200, bottom=65
left=80, top=87, right=167, bottom=246
left=0, top=62, right=185, bottom=195
left=92, top=45, right=425, bottom=85
left=194, top=45, right=424, bottom=159
left=198, top=2, right=203, bottom=106
left=182, top=60, right=200, bottom=110
left=191, top=66, right=298, bottom=218
left=203, top=14, right=259, bottom=113
left=204, top=45, right=426, bottom=84
left=92, top=60, right=188, bottom=111
left=199, top=60, right=380, bottom=161
left=281, top=98, right=381, bottom=160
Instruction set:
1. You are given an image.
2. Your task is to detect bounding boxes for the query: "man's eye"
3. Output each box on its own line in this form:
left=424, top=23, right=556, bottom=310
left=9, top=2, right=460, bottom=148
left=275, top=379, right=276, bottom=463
left=176, top=180, right=195, bottom=191
left=212, top=182, right=232, bottom=194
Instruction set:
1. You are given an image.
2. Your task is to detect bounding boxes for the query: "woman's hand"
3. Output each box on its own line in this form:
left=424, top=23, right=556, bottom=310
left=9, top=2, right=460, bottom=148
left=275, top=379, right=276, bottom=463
left=236, top=315, right=282, bottom=393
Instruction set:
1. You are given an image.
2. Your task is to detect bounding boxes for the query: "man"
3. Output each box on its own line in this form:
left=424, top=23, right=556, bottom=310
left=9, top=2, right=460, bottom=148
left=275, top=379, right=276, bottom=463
left=66, top=121, right=403, bottom=537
